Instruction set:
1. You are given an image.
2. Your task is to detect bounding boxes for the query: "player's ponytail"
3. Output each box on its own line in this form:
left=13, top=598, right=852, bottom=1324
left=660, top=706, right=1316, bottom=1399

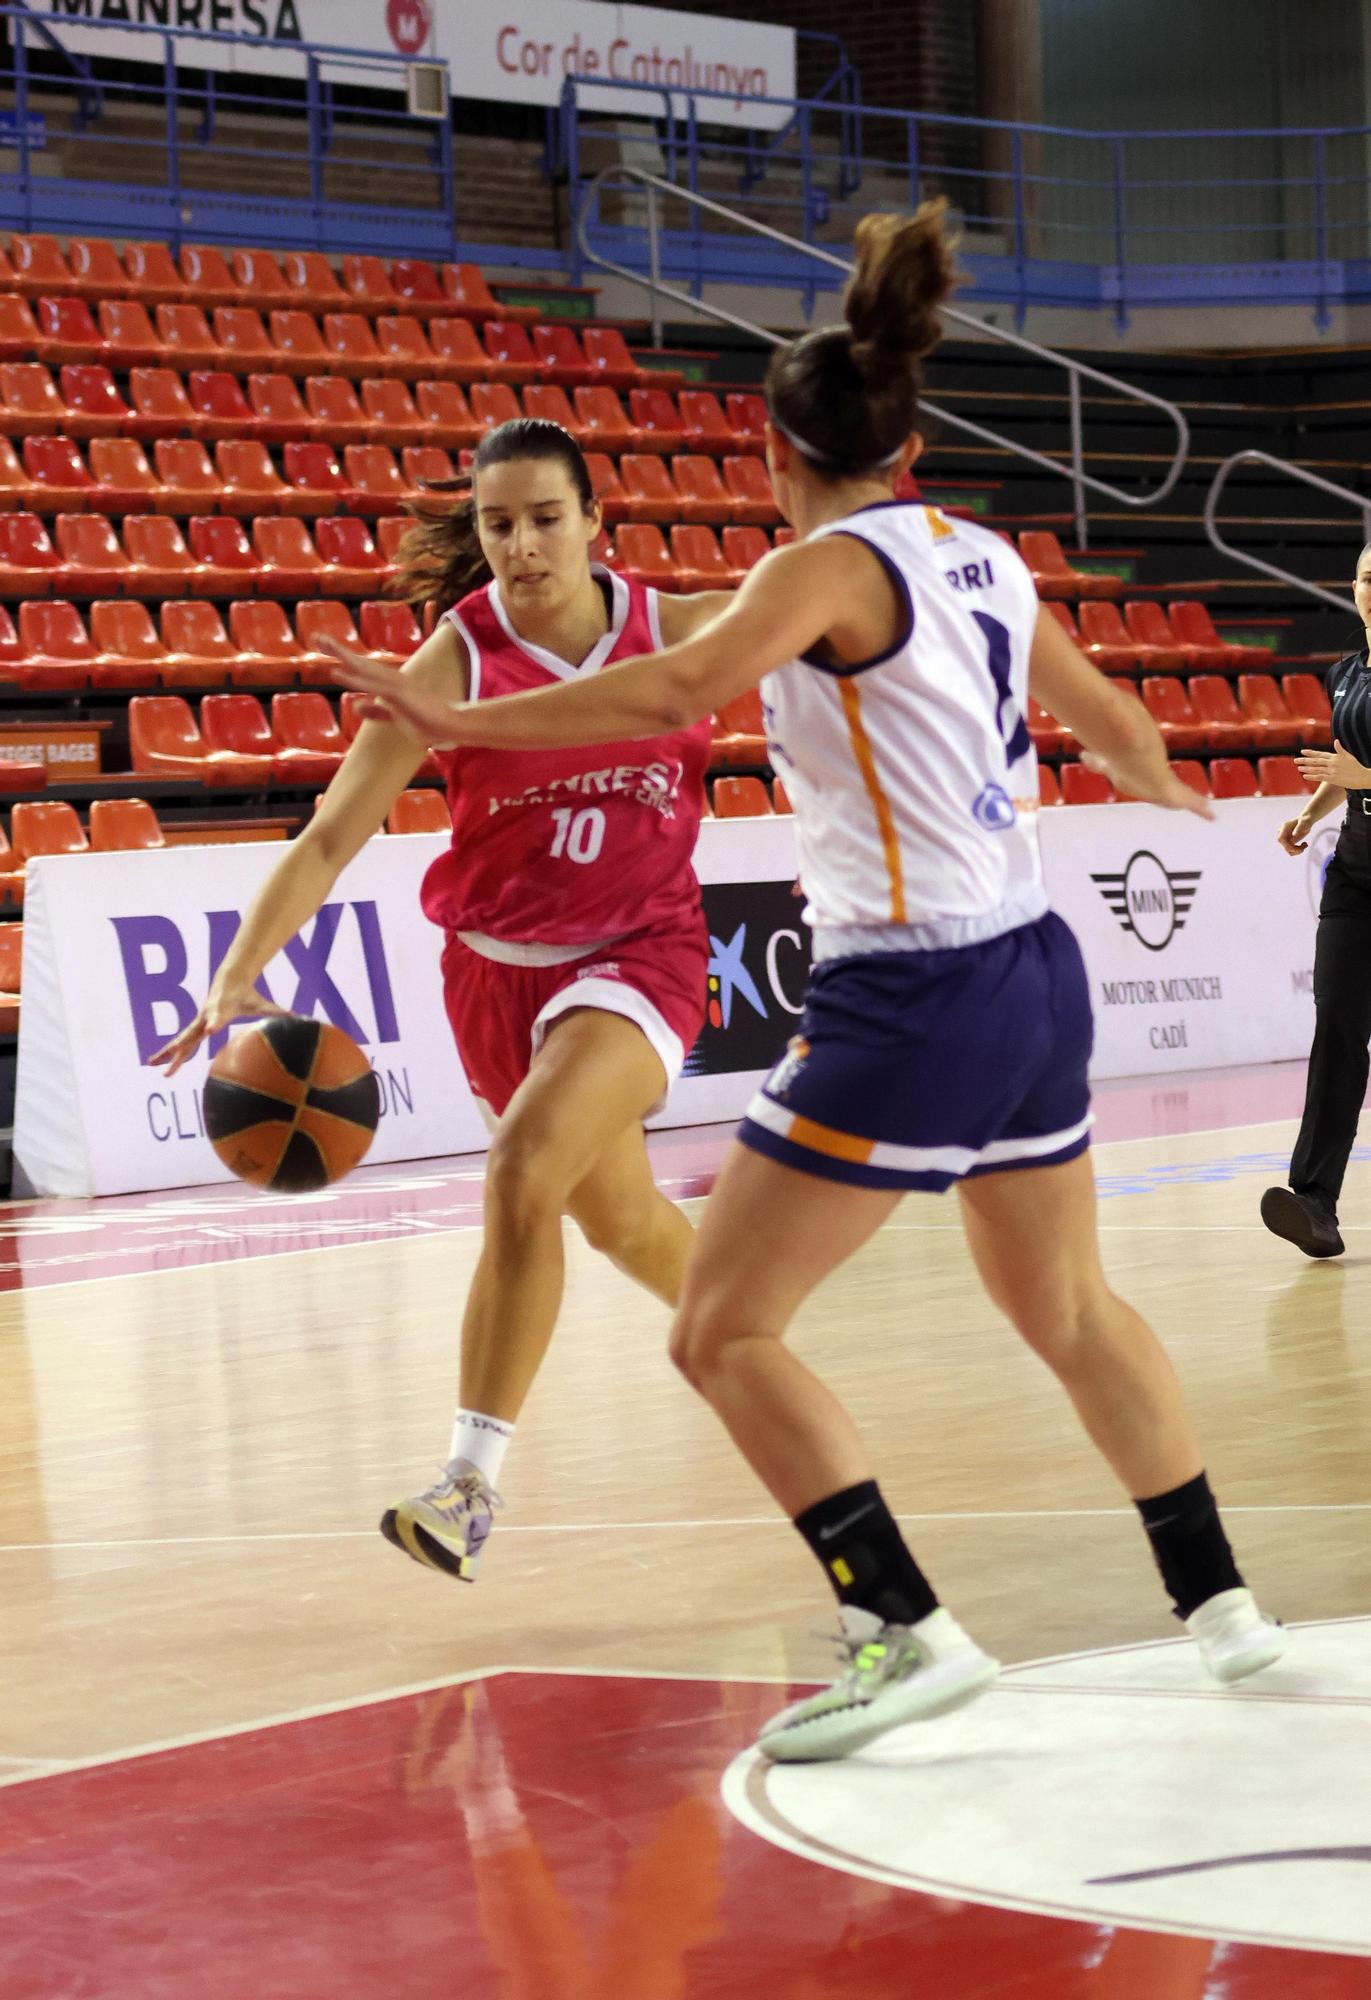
left=765, top=197, right=957, bottom=480
left=389, top=419, right=597, bottom=618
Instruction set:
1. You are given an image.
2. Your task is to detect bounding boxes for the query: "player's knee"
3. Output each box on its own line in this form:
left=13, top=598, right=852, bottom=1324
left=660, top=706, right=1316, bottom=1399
left=574, top=1198, right=643, bottom=1263
left=484, top=1120, right=564, bottom=1236
left=1010, top=1283, right=1112, bottom=1369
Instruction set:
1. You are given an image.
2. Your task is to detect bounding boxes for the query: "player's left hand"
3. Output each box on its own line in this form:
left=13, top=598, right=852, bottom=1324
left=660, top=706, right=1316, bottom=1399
left=322, top=637, right=470, bottom=749
left=1296, top=739, right=1371, bottom=789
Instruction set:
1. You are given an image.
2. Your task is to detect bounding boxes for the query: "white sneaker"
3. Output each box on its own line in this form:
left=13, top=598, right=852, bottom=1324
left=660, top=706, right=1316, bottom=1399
left=380, top=1458, right=502, bottom=1582
left=757, top=1606, right=1000, bottom=1764
left=1185, top=1586, right=1285, bottom=1684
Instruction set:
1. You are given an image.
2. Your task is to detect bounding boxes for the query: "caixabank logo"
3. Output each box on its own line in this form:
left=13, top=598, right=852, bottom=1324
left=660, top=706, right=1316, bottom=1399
left=681, top=881, right=810, bottom=1078
left=1091, top=850, right=1201, bottom=952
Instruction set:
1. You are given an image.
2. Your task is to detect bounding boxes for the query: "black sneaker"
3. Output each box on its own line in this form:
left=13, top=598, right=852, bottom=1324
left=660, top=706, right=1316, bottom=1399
left=1260, top=1186, right=1344, bottom=1259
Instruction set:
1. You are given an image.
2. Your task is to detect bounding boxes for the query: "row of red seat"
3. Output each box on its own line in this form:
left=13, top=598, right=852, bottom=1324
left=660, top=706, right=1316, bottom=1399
left=1044, top=758, right=1311, bottom=806
left=1031, top=672, right=1328, bottom=759
left=1047, top=598, right=1268, bottom=673
left=2, top=238, right=538, bottom=323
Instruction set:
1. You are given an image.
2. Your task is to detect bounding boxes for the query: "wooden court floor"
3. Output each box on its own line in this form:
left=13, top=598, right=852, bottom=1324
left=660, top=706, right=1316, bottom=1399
left=2, top=1101, right=1369, bottom=1771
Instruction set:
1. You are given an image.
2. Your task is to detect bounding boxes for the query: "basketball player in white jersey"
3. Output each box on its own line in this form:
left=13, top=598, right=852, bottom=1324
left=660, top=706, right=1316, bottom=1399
left=328, top=202, right=1286, bottom=1762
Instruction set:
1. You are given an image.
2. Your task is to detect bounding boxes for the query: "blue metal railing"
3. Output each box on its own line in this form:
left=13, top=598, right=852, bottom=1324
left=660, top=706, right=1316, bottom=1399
left=0, top=5, right=455, bottom=257
left=556, top=75, right=1371, bottom=330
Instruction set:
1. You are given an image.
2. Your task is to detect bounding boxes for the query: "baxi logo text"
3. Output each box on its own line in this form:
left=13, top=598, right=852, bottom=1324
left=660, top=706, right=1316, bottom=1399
left=1091, top=851, right=1201, bottom=953
left=113, top=902, right=401, bottom=1064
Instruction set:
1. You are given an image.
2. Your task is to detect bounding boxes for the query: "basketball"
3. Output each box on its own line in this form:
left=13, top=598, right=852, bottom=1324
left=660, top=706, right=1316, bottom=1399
left=203, top=1015, right=382, bottom=1192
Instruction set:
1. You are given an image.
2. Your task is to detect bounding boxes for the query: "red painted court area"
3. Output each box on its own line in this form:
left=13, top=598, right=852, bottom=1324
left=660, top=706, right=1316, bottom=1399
left=0, top=1669, right=1364, bottom=2000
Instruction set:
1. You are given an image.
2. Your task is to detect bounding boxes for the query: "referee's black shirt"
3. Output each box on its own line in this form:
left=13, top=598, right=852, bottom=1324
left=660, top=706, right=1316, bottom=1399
left=1325, top=651, right=1371, bottom=809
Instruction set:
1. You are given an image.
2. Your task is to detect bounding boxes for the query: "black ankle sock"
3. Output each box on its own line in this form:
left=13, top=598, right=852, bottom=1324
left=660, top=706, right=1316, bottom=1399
left=793, top=1480, right=939, bottom=1627
left=1135, top=1470, right=1243, bottom=1621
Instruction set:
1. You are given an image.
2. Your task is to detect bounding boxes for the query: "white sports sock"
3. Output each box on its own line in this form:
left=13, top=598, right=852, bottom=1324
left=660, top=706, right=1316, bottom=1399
left=448, top=1407, right=515, bottom=1487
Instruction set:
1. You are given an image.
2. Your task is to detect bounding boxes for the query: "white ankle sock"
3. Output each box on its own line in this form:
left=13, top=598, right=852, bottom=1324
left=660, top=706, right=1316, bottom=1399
left=448, top=1408, right=515, bottom=1486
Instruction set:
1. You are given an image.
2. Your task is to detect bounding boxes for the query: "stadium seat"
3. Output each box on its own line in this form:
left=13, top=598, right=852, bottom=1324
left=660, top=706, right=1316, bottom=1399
left=572, top=386, right=640, bottom=454
left=376, top=314, right=440, bottom=381
left=187, top=515, right=259, bottom=591
left=721, top=525, right=772, bottom=574
left=24, top=434, right=96, bottom=510
left=400, top=446, right=457, bottom=499
left=532, top=324, right=593, bottom=386
left=124, top=515, right=206, bottom=597
left=620, top=455, right=677, bottom=524
left=360, top=377, right=421, bottom=446
left=723, top=455, right=779, bottom=525
left=216, top=439, right=292, bottom=515
left=671, top=525, right=742, bottom=592
left=303, top=374, right=372, bottom=445
left=1168, top=600, right=1268, bottom=670
left=160, top=600, right=236, bottom=684
left=201, top=693, right=296, bottom=780
left=87, top=599, right=168, bottom=687
left=213, top=306, right=276, bottom=369
left=1027, top=698, right=1072, bottom=757
left=1281, top=672, right=1333, bottom=746
left=188, top=370, right=258, bottom=442
left=129, top=694, right=270, bottom=783
left=523, top=383, right=585, bottom=440
left=629, top=387, right=683, bottom=453
left=725, top=391, right=768, bottom=454
left=314, top=515, right=387, bottom=595
left=182, top=245, right=243, bottom=309
left=154, top=437, right=223, bottom=511
left=0, top=295, right=47, bottom=366
left=613, top=524, right=678, bottom=592
left=1124, top=600, right=1190, bottom=671
left=426, top=317, right=489, bottom=383
left=248, top=373, right=315, bottom=444
left=1060, top=762, right=1117, bottom=805
left=0, top=512, right=63, bottom=594
left=96, top=299, right=163, bottom=369
left=124, top=241, right=184, bottom=303
left=0, top=362, right=67, bottom=434
left=1238, top=673, right=1300, bottom=750
left=0, top=821, right=23, bottom=905
left=54, top=513, right=135, bottom=594
left=470, top=383, right=523, bottom=435
left=11, top=799, right=87, bottom=861
left=1257, top=755, right=1310, bottom=796
left=228, top=600, right=308, bottom=686
left=714, top=775, right=771, bottom=818
left=252, top=516, right=327, bottom=594
left=358, top=600, right=422, bottom=666
left=295, top=600, right=363, bottom=681
left=1185, top=677, right=1251, bottom=751
left=35, top=296, right=104, bottom=366
left=672, top=455, right=733, bottom=523
left=322, top=313, right=385, bottom=378
left=442, top=262, right=534, bottom=322
left=1209, top=757, right=1259, bottom=798
left=586, top=452, right=628, bottom=524
left=59, top=363, right=131, bottom=438
left=1075, top=600, right=1144, bottom=673
left=712, top=689, right=768, bottom=764
left=0, top=603, right=24, bottom=679
left=9, top=234, right=76, bottom=297
left=343, top=443, right=409, bottom=514
left=772, top=777, right=793, bottom=814
left=678, top=390, right=734, bottom=457
left=581, top=326, right=641, bottom=389
left=390, top=258, right=448, bottom=311
left=127, top=366, right=196, bottom=439
left=88, top=437, right=162, bottom=513
left=481, top=323, right=538, bottom=386
left=1038, top=764, right=1062, bottom=807
left=375, top=514, right=411, bottom=568
left=773, top=526, right=797, bottom=547
left=157, top=303, right=228, bottom=369
left=232, top=248, right=292, bottom=309
left=89, top=798, right=166, bottom=851
left=66, top=237, right=128, bottom=302
left=387, top=788, right=450, bottom=834
left=16, top=600, right=96, bottom=688
left=1141, top=676, right=1208, bottom=754
left=269, top=310, right=330, bottom=375
left=1019, top=532, right=1121, bottom=600
left=341, top=255, right=398, bottom=314
left=0, top=919, right=20, bottom=1025
left=269, top=690, right=347, bottom=782
left=281, top=252, right=348, bottom=314
left=415, top=381, right=481, bottom=449
left=1170, top=759, right=1212, bottom=797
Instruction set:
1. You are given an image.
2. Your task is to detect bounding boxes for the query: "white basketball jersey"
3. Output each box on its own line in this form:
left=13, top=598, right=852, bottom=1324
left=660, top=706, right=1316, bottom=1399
left=762, top=502, right=1048, bottom=953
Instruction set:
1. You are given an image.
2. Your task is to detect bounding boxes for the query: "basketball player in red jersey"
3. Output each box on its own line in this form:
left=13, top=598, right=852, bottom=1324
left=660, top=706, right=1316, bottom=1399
left=152, top=420, right=730, bottom=1581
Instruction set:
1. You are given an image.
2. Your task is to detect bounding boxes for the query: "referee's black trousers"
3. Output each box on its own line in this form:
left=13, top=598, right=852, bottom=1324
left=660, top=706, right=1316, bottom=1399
left=1290, top=810, right=1371, bottom=1207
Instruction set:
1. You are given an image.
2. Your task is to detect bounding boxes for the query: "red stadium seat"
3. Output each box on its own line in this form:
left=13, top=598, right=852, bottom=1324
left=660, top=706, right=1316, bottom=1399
left=0, top=362, right=66, bottom=435
left=441, top=262, right=532, bottom=323
left=248, top=373, right=315, bottom=444
left=124, top=515, right=206, bottom=598
left=721, top=525, right=772, bottom=574
left=154, top=438, right=223, bottom=511
left=1168, top=600, right=1268, bottom=671
left=573, top=386, right=640, bottom=454
left=89, top=798, right=166, bottom=851
left=613, top=523, right=678, bottom=592
left=343, top=444, right=409, bottom=514
left=1170, top=759, right=1212, bottom=797
left=1188, top=676, right=1253, bottom=751
left=1075, top=600, right=1143, bottom=674
left=228, top=600, right=308, bottom=686
left=470, top=383, right=523, bottom=435
left=314, top=515, right=387, bottom=595
left=341, top=255, right=398, bottom=313
left=375, top=315, right=439, bottom=382
left=200, top=693, right=297, bottom=780
left=1140, top=677, right=1207, bottom=754
left=670, top=525, right=742, bottom=592
left=712, top=688, right=768, bottom=765
left=481, top=321, right=539, bottom=385
left=270, top=310, right=330, bottom=376
left=216, top=439, right=291, bottom=516
left=252, top=516, right=327, bottom=595
left=358, top=600, right=422, bottom=665
left=725, top=391, right=768, bottom=454
left=187, top=370, right=258, bottom=442
left=281, top=252, right=348, bottom=315
left=124, top=241, right=184, bottom=303
left=532, top=324, right=594, bottom=387
left=67, top=237, right=130, bottom=301
left=360, top=378, right=421, bottom=446
left=581, top=326, right=641, bottom=390
left=0, top=512, right=63, bottom=594
left=415, top=381, right=481, bottom=449
left=390, top=259, right=447, bottom=311
left=157, top=303, right=227, bottom=368
left=11, top=799, right=87, bottom=859
left=427, top=317, right=489, bottom=383
left=585, top=452, right=628, bottom=525
left=271, top=691, right=347, bottom=781
left=1059, top=762, right=1116, bottom=805
left=131, top=694, right=273, bottom=784
left=0, top=295, right=47, bottom=366
left=87, top=600, right=167, bottom=687
left=375, top=513, right=411, bottom=567
left=87, top=437, right=162, bottom=514
left=620, top=455, right=677, bottom=524
left=59, top=364, right=131, bottom=439
left=522, top=383, right=586, bottom=441
left=182, top=244, right=244, bottom=309
left=9, top=234, right=75, bottom=298
left=677, top=390, right=734, bottom=457
left=387, top=788, right=450, bottom=834
left=1209, top=757, right=1259, bottom=798
left=16, top=599, right=96, bottom=689
left=295, top=600, right=363, bottom=683
left=304, top=374, right=372, bottom=445
left=1038, top=764, right=1062, bottom=807
left=672, top=455, right=733, bottom=523
left=1124, top=600, right=1190, bottom=671
left=1019, top=532, right=1121, bottom=601
left=54, top=513, right=135, bottom=595
left=231, top=248, right=292, bottom=309
left=1280, top=673, right=1332, bottom=747
left=1257, top=755, right=1310, bottom=796
left=213, top=307, right=277, bottom=369
left=713, top=775, right=771, bottom=818
left=34, top=295, right=104, bottom=365
left=160, top=600, right=236, bottom=684
left=629, top=387, right=683, bottom=453
left=722, top=455, right=779, bottom=525
left=126, top=366, right=195, bottom=440
left=186, top=515, right=258, bottom=591
left=1238, top=674, right=1300, bottom=751
left=322, top=313, right=385, bottom=379
left=96, top=299, right=163, bottom=369
left=24, top=435, right=95, bottom=510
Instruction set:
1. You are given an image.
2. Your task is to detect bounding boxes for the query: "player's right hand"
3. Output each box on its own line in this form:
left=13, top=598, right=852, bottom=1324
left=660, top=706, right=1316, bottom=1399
left=1277, top=815, right=1313, bottom=856
left=149, top=973, right=288, bottom=1077
left=1081, top=749, right=1215, bottom=821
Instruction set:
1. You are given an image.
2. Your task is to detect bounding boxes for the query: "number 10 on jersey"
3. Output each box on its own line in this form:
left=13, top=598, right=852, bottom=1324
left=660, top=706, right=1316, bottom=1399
left=549, top=806, right=607, bottom=865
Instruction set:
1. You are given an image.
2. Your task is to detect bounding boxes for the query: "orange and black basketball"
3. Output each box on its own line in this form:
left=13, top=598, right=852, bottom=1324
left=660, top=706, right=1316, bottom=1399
left=204, top=1015, right=382, bottom=1192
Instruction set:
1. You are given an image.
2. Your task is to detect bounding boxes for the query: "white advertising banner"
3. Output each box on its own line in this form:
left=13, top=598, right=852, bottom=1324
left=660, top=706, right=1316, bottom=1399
left=39, top=0, right=797, bottom=130
left=1037, top=793, right=1320, bottom=1080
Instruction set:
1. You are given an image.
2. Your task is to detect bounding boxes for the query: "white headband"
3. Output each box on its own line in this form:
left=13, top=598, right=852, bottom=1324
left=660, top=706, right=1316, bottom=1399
left=767, top=409, right=904, bottom=473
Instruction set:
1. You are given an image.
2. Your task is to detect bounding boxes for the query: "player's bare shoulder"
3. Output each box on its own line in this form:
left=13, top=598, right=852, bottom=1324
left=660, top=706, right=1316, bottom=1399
left=398, top=613, right=471, bottom=703
left=657, top=588, right=735, bottom=643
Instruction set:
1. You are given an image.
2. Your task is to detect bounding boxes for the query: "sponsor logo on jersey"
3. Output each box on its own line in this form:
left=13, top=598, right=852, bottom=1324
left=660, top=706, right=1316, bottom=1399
left=971, top=783, right=1016, bottom=832
left=922, top=506, right=956, bottom=542
left=484, top=758, right=685, bottom=819
left=1091, top=851, right=1201, bottom=952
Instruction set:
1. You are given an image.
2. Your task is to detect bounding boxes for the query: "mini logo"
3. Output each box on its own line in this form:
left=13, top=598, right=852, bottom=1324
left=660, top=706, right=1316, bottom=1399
left=386, top=0, right=432, bottom=56
left=1091, top=851, right=1200, bottom=952
left=972, top=783, right=1016, bottom=832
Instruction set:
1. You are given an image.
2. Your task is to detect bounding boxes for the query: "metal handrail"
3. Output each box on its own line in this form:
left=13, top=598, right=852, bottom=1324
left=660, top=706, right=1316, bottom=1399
left=1203, top=450, right=1370, bottom=616
left=577, top=166, right=1191, bottom=548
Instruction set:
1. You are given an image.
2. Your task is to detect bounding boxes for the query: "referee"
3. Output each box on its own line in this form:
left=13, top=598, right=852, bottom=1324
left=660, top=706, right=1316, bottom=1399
left=1262, top=541, right=1371, bottom=1258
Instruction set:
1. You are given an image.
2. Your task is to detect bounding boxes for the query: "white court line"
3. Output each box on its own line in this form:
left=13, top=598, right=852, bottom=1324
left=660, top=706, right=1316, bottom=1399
left=4, top=1497, right=1371, bottom=1555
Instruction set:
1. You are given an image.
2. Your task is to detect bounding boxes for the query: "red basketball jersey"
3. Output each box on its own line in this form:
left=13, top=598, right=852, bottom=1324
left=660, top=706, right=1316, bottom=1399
left=420, top=567, right=712, bottom=946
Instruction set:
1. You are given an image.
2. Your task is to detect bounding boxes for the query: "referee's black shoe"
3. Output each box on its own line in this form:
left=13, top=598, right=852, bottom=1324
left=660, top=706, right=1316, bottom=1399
left=1260, top=1186, right=1345, bottom=1259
